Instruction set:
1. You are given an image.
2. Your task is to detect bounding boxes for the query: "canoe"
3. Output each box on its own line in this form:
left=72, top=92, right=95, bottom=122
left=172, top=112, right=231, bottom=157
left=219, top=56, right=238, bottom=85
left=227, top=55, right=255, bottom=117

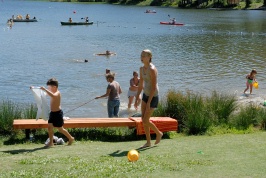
left=144, top=11, right=156, bottom=13
left=13, top=19, right=37, bottom=22
left=160, top=22, right=184, bottom=26
left=61, top=21, right=93, bottom=25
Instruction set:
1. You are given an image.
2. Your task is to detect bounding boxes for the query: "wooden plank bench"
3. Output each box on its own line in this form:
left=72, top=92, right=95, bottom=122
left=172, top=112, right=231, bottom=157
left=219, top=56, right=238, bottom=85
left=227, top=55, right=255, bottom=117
left=13, top=117, right=178, bottom=138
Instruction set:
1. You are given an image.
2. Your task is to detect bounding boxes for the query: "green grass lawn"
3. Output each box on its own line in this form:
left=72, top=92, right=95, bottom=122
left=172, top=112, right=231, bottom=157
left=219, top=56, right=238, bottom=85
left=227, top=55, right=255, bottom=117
left=0, top=132, right=266, bottom=177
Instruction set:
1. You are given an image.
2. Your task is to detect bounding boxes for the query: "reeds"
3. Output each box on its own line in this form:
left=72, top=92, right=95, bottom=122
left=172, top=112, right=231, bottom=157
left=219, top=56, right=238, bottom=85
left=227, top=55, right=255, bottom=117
left=153, top=90, right=265, bottom=135
left=0, top=100, right=37, bottom=135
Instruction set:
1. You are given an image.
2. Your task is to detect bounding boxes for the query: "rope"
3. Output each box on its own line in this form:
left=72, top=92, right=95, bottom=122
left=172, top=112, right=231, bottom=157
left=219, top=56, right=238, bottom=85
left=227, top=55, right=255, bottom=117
left=64, top=98, right=95, bottom=114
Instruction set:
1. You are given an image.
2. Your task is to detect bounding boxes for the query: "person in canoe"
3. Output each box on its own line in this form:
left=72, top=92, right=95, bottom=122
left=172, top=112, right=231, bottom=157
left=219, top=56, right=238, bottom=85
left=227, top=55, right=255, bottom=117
left=85, top=17, right=89, bottom=23
left=68, top=18, right=72, bottom=23
left=26, top=14, right=30, bottom=20
left=97, top=50, right=116, bottom=56
left=170, top=18, right=176, bottom=24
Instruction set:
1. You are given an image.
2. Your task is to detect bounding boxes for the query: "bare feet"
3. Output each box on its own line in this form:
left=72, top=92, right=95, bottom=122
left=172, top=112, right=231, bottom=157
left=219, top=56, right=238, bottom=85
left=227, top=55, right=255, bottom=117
left=68, top=137, right=75, bottom=145
left=45, top=143, right=54, bottom=148
left=140, top=142, right=151, bottom=148
left=155, top=132, right=163, bottom=145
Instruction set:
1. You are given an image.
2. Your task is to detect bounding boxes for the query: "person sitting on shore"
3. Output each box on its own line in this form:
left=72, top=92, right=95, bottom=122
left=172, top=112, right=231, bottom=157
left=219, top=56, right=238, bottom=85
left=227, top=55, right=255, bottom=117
left=69, top=18, right=72, bottom=23
left=26, top=14, right=30, bottom=20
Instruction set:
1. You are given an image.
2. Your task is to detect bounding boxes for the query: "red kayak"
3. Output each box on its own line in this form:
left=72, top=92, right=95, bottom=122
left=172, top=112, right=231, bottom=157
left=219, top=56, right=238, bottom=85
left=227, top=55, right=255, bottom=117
left=160, top=22, right=184, bottom=26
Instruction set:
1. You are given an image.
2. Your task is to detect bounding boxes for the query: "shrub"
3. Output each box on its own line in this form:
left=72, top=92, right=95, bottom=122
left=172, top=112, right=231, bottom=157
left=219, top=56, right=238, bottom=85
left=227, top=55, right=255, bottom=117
left=22, top=103, right=37, bottom=119
left=182, top=92, right=213, bottom=135
left=230, top=104, right=258, bottom=130
left=153, top=90, right=213, bottom=135
left=0, top=100, right=22, bottom=135
left=254, top=107, right=266, bottom=130
left=207, top=91, right=237, bottom=124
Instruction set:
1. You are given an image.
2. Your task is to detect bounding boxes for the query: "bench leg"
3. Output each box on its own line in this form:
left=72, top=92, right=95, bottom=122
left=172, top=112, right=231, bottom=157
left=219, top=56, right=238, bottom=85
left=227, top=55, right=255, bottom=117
left=25, top=129, right=30, bottom=139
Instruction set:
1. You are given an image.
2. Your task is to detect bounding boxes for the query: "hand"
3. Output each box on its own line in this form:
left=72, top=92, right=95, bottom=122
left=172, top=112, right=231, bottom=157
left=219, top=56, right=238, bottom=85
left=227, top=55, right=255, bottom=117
left=40, top=86, right=45, bottom=90
left=95, top=96, right=100, bottom=99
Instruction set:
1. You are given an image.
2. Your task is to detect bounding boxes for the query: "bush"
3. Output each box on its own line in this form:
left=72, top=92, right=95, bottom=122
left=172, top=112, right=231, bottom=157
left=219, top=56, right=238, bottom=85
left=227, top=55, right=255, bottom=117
left=230, top=104, right=258, bottom=130
left=207, top=91, right=237, bottom=124
left=153, top=90, right=213, bottom=135
left=182, top=92, right=213, bottom=135
left=0, top=100, right=22, bottom=135
left=0, top=100, right=37, bottom=136
left=253, top=107, right=266, bottom=130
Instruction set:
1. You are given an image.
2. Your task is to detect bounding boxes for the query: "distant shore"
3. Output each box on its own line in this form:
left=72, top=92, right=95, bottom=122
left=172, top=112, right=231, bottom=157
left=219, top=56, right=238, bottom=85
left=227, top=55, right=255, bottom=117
left=30, top=0, right=266, bottom=10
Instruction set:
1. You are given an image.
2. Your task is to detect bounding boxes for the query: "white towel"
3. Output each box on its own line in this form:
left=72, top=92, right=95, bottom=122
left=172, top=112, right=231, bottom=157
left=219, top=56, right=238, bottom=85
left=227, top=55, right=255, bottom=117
left=31, top=87, right=50, bottom=121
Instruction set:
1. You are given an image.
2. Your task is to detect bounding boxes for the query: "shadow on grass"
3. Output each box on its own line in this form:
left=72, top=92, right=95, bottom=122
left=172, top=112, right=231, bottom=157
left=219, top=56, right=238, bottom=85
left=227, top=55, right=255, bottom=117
left=1, top=146, right=48, bottom=154
left=108, top=145, right=157, bottom=157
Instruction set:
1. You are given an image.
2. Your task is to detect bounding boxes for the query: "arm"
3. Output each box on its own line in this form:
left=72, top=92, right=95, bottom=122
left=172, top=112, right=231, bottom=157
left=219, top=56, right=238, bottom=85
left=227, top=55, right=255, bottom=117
left=134, top=67, right=144, bottom=109
left=95, top=88, right=111, bottom=99
left=119, top=85, right=122, bottom=94
left=40, top=87, right=59, bottom=98
left=146, top=66, right=157, bottom=105
left=130, top=79, right=139, bottom=89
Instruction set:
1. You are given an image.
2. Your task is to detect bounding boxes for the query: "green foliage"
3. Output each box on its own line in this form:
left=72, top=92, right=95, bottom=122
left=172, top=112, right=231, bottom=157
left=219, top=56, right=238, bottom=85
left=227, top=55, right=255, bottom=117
left=245, top=0, right=252, bottom=8
left=182, top=92, right=213, bottom=135
left=206, top=91, right=237, bottom=124
left=250, top=107, right=266, bottom=130
left=230, top=104, right=258, bottom=130
left=67, top=127, right=138, bottom=141
left=0, top=100, right=22, bottom=135
left=153, top=90, right=214, bottom=135
left=0, top=100, right=37, bottom=136
left=22, top=104, right=37, bottom=119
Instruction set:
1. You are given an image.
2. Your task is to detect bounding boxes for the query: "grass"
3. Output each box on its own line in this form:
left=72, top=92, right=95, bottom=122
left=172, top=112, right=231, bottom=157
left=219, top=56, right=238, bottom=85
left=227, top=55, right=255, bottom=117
left=0, top=132, right=266, bottom=177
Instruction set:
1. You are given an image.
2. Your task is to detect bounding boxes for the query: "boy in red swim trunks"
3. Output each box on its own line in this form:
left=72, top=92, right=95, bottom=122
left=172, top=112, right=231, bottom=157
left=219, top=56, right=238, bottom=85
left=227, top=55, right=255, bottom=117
left=41, top=78, right=74, bottom=147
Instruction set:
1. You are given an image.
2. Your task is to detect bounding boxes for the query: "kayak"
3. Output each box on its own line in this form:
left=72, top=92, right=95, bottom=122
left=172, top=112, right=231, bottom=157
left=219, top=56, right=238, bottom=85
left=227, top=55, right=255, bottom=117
left=160, top=22, right=184, bottom=26
left=61, top=21, right=93, bottom=25
left=13, top=19, right=37, bottom=22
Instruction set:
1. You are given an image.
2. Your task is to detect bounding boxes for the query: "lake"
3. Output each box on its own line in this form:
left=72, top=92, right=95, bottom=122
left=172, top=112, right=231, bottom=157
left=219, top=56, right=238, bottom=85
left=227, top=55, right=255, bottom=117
left=0, top=0, right=265, bottom=117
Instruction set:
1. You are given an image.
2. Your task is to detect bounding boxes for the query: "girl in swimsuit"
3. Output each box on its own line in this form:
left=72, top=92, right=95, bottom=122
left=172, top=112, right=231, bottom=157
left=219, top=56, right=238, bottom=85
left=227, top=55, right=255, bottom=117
left=134, top=49, right=163, bottom=148
left=244, top=69, right=257, bottom=94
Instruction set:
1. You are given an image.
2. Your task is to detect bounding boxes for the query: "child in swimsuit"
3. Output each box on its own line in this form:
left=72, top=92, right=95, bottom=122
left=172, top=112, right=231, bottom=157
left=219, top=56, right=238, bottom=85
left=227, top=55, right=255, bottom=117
left=127, top=71, right=141, bottom=109
left=40, top=78, right=74, bottom=147
left=244, top=69, right=257, bottom=94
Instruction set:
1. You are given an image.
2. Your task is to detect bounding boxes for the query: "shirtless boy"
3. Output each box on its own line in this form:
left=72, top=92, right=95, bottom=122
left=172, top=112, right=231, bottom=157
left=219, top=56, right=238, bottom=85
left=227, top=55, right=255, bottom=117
left=39, top=78, right=74, bottom=147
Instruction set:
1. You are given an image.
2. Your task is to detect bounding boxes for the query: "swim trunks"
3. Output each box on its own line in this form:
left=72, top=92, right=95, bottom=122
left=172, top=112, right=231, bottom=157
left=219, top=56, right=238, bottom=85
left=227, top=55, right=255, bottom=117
left=48, top=110, right=64, bottom=127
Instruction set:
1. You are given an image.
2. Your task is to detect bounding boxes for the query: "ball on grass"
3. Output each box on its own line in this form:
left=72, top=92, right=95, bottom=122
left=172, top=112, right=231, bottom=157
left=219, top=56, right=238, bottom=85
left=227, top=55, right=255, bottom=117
left=127, top=149, right=139, bottom=162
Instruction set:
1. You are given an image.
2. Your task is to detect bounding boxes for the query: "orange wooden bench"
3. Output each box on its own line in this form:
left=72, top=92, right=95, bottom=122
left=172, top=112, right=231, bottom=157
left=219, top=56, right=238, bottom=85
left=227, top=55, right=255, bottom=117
left=13, top=117, right=178, bottom=138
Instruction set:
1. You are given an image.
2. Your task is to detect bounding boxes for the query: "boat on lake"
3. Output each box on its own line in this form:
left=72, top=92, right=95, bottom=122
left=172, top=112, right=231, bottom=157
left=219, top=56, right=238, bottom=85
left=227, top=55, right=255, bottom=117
left=145, top=10, right=156, bottom=13
left=12, top=19, right=37, bottom=22
left=160, top=22, right=184, bottom=26
left=61, top=21, right=93, bottom=25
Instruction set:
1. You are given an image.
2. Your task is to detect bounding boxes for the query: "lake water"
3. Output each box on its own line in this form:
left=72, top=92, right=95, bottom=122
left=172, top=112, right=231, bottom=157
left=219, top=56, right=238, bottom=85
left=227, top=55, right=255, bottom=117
left=0, top=0, right=265, bottom=117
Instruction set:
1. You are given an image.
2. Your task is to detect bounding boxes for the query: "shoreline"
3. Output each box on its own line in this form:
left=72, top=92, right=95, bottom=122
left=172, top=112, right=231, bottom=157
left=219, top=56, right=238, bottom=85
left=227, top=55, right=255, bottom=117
left=28, top=0, right=266, bottom=10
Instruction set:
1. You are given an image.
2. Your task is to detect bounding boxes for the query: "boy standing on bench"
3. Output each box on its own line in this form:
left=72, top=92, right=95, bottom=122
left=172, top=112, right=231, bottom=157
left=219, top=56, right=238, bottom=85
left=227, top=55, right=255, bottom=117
left=40, top=78, right=74, bottom=147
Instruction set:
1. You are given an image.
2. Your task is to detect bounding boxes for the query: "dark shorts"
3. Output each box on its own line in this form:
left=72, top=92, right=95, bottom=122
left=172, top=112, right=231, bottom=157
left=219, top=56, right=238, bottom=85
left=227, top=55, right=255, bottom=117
left=142, top=93, right=159, bottom=108
left=48, top=110, right=64, bottom=127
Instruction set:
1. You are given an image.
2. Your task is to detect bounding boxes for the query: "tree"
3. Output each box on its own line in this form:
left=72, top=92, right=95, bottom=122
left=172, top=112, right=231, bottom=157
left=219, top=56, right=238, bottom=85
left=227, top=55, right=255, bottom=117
left=245, top=0, right=251, bottom=8
left=264, top=0, right=266, bottom=6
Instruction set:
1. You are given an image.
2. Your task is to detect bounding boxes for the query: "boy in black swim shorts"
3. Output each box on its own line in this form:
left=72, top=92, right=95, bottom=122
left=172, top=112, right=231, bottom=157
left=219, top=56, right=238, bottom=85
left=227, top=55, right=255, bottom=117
left=40, top=78, right=74, bottom=147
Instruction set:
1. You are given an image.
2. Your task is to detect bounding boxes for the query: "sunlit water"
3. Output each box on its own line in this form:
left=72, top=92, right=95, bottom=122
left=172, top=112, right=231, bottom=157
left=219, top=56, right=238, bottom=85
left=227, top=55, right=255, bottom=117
left=0, top=1, right=265, bottom=117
